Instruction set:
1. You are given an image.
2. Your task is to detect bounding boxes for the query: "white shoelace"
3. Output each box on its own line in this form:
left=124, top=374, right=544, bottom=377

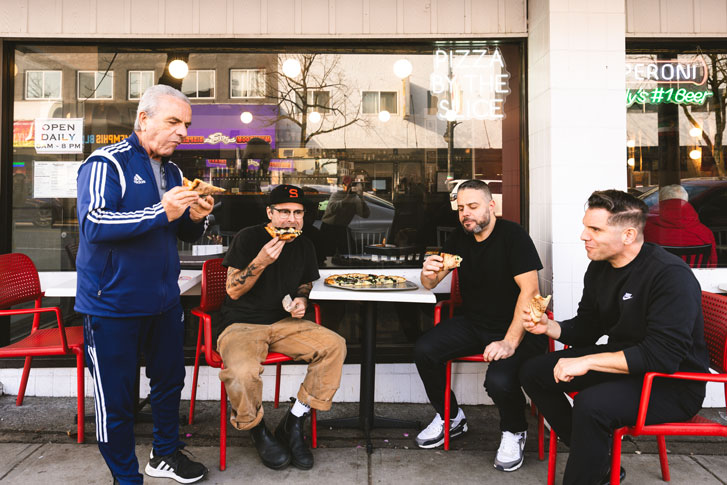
left=420, top=414, right=444, bottom=438
left=498, top=431, right=524, bottom=459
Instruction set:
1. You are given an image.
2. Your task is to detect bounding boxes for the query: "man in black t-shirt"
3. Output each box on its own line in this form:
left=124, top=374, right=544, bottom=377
left=414, top=180, right=546, bottom=473
left=218, top=184, right=346, bottom=471
left=519, top=190, right=708, bottom=485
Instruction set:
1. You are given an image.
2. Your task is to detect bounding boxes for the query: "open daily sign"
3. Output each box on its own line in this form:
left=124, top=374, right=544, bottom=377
left=34, top=118, right=84, bottom=154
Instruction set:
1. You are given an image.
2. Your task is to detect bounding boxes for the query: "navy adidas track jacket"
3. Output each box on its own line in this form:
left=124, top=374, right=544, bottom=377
left=75, top=132, right=206, bottom=317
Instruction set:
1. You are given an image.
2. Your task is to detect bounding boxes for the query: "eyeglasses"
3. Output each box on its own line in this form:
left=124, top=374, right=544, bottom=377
left=271, top=207, right=305, bottom=218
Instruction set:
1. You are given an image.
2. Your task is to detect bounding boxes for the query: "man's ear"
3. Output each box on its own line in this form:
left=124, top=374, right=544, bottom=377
left=138, top=112, right=148, bottom=131
left=266, top=206, right=273, bottom=221
left=622, top=227, right=638, bottom=245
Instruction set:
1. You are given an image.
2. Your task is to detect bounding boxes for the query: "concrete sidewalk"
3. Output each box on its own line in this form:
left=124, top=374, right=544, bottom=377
left=1, top=443, right=726, bottom=484
left=0, top=396, right=725, bottom=484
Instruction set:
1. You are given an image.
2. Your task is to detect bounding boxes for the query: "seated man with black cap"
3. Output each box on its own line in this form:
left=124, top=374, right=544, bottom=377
left=218, top=184, right=347, bottom=470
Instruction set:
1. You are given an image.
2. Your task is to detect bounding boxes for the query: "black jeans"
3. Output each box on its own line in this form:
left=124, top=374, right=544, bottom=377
left=519, top=347, right=705, bottom=485
left=413, top=315, right=546, bottom=432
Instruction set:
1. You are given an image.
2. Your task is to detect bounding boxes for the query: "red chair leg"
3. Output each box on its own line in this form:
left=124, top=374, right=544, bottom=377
left=537, top=409, right=545, bottom=461
left=189, top=318, right=204, bottom=425
left=547, top=428, right=558, bottom=485
left=220, top=380, right=227, bottom=471
left=443, top=360, right=452, bottom=450
left=16, top=356, right=32, bottom=406
left=657, top=435, right=670, bottom=482
left=610, top=429, right=624, bottom=484
left=274, top=363, right=282, bottom=409
left=76, top=350, right=85, bottom=444
left=311, top=409, right=317, bottom=449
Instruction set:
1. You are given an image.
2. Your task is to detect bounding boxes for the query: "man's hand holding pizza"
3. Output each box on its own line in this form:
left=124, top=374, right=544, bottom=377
left=255, top=236, right=286, bottom=267
left=189, top=195, right=214, bottom=223
left=162, top=186, right=200, bottom=222
left=421, top=254, right=444, bottom=280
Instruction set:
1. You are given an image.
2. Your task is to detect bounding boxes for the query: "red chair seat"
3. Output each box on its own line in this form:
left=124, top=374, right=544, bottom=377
left=0, top=326, right=84, bottom=357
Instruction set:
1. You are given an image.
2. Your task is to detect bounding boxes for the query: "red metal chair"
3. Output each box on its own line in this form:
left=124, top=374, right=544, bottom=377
left=437, top=269, right=550, bottom=459
left=608, top=290, right=727, bottom=483
left=547, top=291, right=727, bottom=484
left=0, top=253, right=85, bottom=443
left=187, top=258, right=319, bottom=470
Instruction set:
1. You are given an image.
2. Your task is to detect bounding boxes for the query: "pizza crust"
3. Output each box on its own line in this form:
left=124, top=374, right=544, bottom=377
left=529, top=294, right=552, bottom=323
left=182, top=177, right=226, bottom=195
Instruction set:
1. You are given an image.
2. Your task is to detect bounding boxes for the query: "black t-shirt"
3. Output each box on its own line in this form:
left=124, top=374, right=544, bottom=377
left=442, top=219, right=542, bottom=330
left=220, top=223, right=320, bottom=327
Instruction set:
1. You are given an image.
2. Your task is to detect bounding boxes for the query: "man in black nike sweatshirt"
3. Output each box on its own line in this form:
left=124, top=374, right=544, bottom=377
left=519, top=189, right=709, bottom=485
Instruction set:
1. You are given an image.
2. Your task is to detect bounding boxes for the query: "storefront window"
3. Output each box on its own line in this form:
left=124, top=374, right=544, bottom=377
left=9, top=43, right=523, bottom=357
left=626, top=47, right=727, bottom=267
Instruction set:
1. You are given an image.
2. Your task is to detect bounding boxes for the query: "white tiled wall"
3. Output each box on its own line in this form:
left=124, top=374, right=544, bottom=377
left=0, top=363, right=494, bottom=405
left=0, top=0, right=527, bottom=38
left=528, top=0, right=627, bottom=321
left=3, top=362, right=722, bottom=407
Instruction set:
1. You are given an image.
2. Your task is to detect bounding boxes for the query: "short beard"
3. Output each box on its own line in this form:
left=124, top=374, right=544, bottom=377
left=462, top=213, right=491, bottom=234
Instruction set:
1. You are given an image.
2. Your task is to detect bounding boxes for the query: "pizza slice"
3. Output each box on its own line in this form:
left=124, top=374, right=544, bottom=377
left=529, top=294, right=552, bottom=323
left=440, top=252, right=463, bottom=271
left=182, top=177, right=226, bottom=195
left=264, top=224, right=303, bottom=241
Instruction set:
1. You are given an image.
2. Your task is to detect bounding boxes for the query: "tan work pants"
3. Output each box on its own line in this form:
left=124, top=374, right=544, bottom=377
left=217, top=318, right=347, bottom=431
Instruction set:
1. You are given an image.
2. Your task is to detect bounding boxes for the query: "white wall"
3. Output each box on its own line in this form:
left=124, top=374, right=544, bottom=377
left=0, top=0, right=526, bottom=38
left=528, top=0, right=627, bottom=320
left=627, top=0, right=727, bottom=37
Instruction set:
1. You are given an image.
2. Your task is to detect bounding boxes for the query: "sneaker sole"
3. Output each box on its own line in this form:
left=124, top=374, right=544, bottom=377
left=493, top=456, right=524, bottom=472
left=144, top=463, right=206, bottom=484
left=416, top=423, right=469, bottom=449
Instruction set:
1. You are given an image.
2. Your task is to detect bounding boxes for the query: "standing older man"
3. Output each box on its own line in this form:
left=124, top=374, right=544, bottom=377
left=76, top=84, right=211, bottom=484
left=218, top=184, right=346, bottom=471
left=520, top=190, right=709, bottom=485
left=414, top=180, right=546, bottom=472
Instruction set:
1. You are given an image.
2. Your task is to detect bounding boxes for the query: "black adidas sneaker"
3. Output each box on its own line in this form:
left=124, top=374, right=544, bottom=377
left=144, top=448, right=208, bottom=484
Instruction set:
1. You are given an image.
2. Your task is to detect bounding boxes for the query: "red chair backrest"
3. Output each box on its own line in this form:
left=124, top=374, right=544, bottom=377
left=0, top=253, right=42, bottom=308
left=450, top=268, right=463, bottom=306
left=701, top=291, right=727, bottom=374
left=200, top=258, right=228, bottom=313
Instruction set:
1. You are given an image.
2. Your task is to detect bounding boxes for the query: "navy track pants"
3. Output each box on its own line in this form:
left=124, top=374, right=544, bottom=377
left=83, top=303, right=186, bottom=484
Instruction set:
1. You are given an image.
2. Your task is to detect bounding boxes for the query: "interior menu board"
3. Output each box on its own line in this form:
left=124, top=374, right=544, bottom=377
left=33, top=161, right=83, bottom=198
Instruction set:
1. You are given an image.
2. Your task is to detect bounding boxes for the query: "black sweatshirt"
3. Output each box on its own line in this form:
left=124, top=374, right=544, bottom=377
left=560, top=243, right=709, bottom=378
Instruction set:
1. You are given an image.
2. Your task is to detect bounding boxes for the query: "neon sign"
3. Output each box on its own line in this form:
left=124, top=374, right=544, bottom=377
left=626, top=88, right=713, bottom=107
left=625, top=58, right=708, bottom=86
left=430, top=47, right=510, bottom=121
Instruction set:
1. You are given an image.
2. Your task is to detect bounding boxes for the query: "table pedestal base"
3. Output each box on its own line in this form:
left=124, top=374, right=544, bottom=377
left=319, top=301, right=420, bottom=453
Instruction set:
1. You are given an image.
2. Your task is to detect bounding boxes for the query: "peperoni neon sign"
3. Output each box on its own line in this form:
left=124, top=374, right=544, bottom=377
left=430, top=47, right=511, bottom=121
left=625, top=57, right=708, bottom=86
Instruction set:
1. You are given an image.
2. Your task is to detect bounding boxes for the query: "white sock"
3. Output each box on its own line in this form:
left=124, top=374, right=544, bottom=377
left=291, top=399, right=311, bottom=417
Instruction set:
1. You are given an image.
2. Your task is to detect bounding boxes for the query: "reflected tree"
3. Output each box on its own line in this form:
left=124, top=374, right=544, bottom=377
left=266, top=54, right=364, bottom=148
left=681, top=53, right=727, bottom=177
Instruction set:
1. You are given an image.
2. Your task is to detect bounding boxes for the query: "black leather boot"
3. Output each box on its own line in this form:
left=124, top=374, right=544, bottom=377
left=275, top=410, right=314, bottom=470
left=249, top=419, right=291, bottom=470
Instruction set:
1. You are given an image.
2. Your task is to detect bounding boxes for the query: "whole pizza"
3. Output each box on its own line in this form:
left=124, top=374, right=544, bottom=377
left=325, top=273, right=408, bottom=288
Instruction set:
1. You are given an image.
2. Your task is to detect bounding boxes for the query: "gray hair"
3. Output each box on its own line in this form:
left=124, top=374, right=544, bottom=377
left=659, top=184, right=688, bottom=202
left=134, top=84, right=191, bottom=130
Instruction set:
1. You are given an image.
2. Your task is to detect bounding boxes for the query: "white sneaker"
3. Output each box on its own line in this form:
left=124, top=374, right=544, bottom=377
left=415, top=409, right=468, bottom=449
left=494, top=431, right=526, bottom=472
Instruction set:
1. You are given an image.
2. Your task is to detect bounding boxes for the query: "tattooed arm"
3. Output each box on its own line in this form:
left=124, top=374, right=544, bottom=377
left=226, top=236, right=285, bottom=300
